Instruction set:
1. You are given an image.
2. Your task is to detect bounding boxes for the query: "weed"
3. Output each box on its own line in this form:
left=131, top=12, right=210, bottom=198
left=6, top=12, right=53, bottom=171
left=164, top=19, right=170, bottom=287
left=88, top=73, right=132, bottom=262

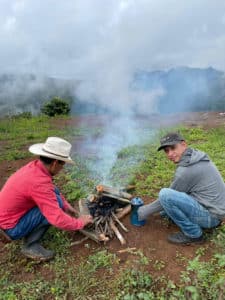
left=195, top=246, right=207, bottom=257
left=130, top=249, right=150, bottom=266
left=87, top=250, right=117, bottom=270
left=153, top=259, right=166, bottom=271
left=175, top=251, right=187, bottom=265
left=116, top=269, right=153, bottom=299
left=0, top=115, right=65, bottom=162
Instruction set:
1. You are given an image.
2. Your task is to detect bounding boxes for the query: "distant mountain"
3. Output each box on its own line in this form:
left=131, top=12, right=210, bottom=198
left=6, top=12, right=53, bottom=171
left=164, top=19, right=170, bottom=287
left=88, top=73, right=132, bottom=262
left=0, top=73, right=78, bottom=116
left=133, top=67, right=225, bottom=113
left=0, top=67, right=225, bottom=116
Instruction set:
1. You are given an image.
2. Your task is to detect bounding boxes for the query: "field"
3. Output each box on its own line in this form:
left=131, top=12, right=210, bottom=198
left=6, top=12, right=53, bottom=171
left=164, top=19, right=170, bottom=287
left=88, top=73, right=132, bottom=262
left=0, top=112, right=225, bottom=299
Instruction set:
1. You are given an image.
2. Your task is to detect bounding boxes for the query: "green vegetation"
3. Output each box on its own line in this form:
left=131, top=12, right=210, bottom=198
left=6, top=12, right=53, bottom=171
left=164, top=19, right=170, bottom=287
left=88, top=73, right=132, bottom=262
left=0, top=114, right=68, bottom=162
left=41, top=96, right=71, bottom=117
left=0, top=115, right=225, bottom=299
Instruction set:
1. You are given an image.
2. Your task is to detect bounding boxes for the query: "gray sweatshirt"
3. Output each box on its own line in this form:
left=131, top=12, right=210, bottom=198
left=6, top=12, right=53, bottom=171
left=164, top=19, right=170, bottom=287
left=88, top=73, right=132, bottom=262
left=138, top=148, right=225, bottom=220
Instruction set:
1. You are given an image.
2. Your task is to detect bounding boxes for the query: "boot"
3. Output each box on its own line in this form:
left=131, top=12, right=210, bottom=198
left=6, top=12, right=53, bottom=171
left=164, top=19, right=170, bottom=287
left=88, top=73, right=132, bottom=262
left=167, top=232, right=204, bottom=245
left=21, top=224, right=55, bottom=261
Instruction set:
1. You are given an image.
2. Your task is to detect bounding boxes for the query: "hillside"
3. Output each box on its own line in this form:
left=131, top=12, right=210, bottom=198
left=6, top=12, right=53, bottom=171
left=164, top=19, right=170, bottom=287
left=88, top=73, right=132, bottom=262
left=0, top=112, right=225, bottom=299
left=1, top=66, right=225, bottom=116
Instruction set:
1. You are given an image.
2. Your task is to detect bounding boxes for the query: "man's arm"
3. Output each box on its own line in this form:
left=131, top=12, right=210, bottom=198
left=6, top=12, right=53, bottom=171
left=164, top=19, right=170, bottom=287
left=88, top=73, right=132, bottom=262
left=31, top=182, right=92, bottom=230
left=63, top=202, right=93, bottom=226
left=138, top=199, right=162, bottom=221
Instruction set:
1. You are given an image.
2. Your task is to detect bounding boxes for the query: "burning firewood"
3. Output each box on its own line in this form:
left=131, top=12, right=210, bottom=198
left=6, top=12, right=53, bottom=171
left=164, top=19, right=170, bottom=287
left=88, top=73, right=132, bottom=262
left=99, top=233, right=110, bottom=242
left=101, top=192, right=131, bottom=204
left=111, top=212, right=129, bottom=232
left=96, top=185, right=104, bottom=193
left=87, top=194, right=97, bottom=203
left=78, top=185, right=132, bottom=244
left=96, top=184, right=132, bottom=200
left=79, top=228, right=101, bottom=243
left=109, top=218, right=126, bottom=245
left=116, top=204, right=131, bottom=219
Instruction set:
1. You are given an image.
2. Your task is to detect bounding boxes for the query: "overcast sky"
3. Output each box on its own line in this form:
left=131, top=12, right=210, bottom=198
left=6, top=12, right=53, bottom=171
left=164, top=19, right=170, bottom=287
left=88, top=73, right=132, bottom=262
left=1, top=0, right=225, bottom=79
left=1, top=1, right=225, bottom=177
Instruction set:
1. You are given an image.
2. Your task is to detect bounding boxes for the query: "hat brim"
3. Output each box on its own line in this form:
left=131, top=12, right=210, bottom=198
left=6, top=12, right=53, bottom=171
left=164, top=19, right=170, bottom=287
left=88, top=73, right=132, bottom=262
left=29, top=143, right=75, bottom=165
left=157, top=141, right=180, bottom=151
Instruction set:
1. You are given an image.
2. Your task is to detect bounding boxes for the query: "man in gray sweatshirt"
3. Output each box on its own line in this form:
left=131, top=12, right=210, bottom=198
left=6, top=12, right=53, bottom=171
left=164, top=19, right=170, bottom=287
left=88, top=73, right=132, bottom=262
left=138, top=132, right=225, bottom=244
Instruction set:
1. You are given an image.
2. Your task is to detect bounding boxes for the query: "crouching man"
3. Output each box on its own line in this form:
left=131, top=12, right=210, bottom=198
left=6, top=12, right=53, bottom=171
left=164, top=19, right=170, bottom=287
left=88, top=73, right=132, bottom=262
left=138, top=132, right=225, bottom=244
left=0, top=137, right=93, bottom=261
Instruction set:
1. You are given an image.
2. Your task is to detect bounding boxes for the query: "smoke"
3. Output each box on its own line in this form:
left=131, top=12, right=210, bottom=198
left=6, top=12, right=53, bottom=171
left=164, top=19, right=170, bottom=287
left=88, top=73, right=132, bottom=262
left=1, top=0, right=225, bottom=183
left=0, top=74, right=45, bottom=115
left=75, top=115, right=156, bottom=185
left=74, top=65, right=163, bottom=185
left=75, top=65, right=164, bottom=115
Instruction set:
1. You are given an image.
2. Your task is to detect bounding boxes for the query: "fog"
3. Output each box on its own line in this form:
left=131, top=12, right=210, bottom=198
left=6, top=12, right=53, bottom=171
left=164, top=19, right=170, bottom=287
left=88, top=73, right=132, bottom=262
left=1, top=0, right=225, bottom=183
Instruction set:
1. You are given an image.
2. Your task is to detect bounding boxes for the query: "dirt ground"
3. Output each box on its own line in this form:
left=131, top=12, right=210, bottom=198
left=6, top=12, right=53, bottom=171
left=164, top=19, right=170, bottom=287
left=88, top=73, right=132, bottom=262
left=0, top=111, right=225, bottom=284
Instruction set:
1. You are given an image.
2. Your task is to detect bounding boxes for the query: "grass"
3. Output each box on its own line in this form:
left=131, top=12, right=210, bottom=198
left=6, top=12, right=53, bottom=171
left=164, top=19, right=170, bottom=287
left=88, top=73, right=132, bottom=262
left=0, top=114, right=67, bottom=162
left=1, top=114, right=225, bottom=299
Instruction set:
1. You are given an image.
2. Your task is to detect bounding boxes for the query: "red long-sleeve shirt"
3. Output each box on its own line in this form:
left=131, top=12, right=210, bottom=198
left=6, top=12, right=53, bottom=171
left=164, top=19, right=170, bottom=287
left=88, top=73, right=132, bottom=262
left=0, top=160, right=84, bottom=231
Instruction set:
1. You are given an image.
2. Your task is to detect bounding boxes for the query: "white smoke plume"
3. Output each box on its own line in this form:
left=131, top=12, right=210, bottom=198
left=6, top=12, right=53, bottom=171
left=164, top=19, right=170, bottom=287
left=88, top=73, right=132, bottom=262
left=1, top=0, right=225, bottom=182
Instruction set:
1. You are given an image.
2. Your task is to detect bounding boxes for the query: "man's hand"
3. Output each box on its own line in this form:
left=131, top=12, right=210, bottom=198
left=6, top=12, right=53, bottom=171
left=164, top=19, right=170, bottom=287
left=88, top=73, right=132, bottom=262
left=79, top=214, right=93, bottom=226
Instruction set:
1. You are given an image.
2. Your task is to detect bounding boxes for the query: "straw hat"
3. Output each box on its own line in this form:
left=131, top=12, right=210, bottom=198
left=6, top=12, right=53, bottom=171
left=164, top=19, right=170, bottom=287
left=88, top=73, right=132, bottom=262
left=29, top=137, right=75, bottom=164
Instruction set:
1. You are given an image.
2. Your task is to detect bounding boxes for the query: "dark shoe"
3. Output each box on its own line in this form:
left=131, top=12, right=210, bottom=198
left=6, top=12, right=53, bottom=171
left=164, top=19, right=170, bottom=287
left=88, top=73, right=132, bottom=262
left=24, top=224, right=50, bottom=246
left=0, top=228, right=12, bottom=243
left=21, top=242, right=55, bottom=261
left=168, top=232, right=204, bottom=245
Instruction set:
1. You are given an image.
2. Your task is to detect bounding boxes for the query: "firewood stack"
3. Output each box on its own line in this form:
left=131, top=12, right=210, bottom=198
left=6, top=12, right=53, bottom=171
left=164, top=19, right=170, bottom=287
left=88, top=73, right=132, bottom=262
left=78, top=185, right=133, bottom=245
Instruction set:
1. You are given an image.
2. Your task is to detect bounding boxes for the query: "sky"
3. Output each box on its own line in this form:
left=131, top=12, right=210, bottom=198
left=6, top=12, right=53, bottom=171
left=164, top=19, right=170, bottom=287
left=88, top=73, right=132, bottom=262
left=1, top=0, right=225, bottom=183
left=1, top=0, right=225, bottom=78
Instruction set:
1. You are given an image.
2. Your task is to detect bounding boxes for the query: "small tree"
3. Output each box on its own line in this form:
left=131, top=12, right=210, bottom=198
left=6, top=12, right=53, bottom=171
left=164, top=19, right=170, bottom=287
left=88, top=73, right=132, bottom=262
left=41, top=96, right=71, bottom=117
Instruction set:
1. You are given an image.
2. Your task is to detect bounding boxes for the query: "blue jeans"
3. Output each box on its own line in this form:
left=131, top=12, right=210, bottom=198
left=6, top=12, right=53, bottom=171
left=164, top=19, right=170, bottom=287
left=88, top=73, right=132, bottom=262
left=5, top=187, right=64, bottom=240
left=159, top=188, right=220, bottom=238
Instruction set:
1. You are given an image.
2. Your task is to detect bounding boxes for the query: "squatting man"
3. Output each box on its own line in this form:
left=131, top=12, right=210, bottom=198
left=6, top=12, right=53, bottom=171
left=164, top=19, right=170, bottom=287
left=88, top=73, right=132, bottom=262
left=0, top=137, right=93, bottom=261
left=138, top=132, right=225, bottom=244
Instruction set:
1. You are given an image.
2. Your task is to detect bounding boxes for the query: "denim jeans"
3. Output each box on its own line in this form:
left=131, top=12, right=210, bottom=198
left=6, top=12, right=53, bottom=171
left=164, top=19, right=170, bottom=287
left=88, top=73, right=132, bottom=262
left=5, top=187, right=64, bottom=240
left=159, top=188, right=220, bottom=238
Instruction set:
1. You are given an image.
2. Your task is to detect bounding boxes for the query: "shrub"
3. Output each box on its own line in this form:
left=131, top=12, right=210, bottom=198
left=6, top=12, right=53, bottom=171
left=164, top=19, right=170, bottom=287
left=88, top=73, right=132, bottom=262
left=41, top=97, right=71, bottom=116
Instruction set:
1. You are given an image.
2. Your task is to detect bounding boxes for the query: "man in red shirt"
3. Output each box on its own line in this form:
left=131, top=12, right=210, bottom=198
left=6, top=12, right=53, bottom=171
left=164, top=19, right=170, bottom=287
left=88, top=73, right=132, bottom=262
left=0, top=137, right=93, bottom=261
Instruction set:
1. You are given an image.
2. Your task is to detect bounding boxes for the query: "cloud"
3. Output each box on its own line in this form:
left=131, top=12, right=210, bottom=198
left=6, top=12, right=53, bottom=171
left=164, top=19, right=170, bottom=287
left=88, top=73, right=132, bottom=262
left=0, top=0, right=225, bottom=114
left=1, top=0, right=225, bottom=183
left=0, top=0, right=225, bottom=75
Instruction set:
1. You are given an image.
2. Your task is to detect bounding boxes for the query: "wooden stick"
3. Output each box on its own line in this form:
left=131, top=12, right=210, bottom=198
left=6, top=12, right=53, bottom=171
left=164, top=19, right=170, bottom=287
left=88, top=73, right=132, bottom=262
left=118, top=247, right=137, bottom=253
left=79, top=229, right=100, bottom=243
left=70, top=236, right=89, bottom=246
left=115, top=204, right=131, bottom=220
left=98, top=223, right=104, bottom=234
left=96, top=185, right=132, bottom=199
left=78, top=199, right=90, bottom=215
left=87, top=194, right=98, bottom=203
left=103, top=220, right=109, bottom=234
left=112, top=212, right=129, bottom=232
left=102, top=192, right=131, bottom=204
left=99, top=233, right=110, bottom=242
left=106, top=220, right=114, bottom=238
left=109, top=219, right=126, bottom=245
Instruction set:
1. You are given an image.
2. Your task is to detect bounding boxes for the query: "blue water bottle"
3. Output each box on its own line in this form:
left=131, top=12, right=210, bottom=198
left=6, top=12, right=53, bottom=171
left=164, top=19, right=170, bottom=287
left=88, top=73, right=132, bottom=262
left=130, top=197, right=146, bottom=226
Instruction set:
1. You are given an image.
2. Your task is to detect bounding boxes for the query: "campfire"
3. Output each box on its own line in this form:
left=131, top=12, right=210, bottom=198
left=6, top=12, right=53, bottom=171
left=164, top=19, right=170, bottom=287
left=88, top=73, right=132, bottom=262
left=78, top=185, right=132, bottom=245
